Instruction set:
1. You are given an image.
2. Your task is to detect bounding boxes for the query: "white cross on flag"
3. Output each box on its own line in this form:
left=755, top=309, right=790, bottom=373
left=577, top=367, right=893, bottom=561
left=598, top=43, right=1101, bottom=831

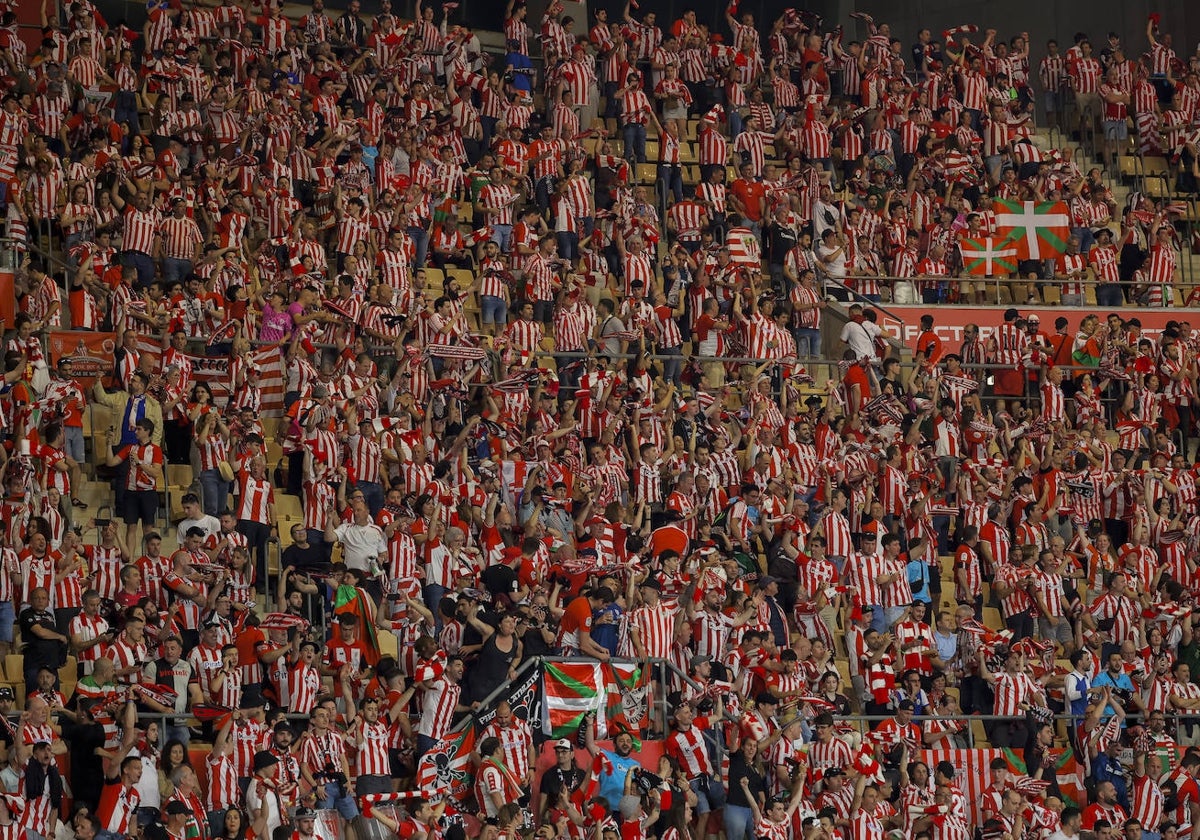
left=991, top=198, right=1071, bottom=261
left=960, top=236, right=1019, bottom=277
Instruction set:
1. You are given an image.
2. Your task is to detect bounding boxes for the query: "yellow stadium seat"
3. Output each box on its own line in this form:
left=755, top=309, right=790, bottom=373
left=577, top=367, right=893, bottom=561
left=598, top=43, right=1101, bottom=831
left=378, top=629, right=399, bottom=661
left=421, top=267, right=445, bottom=289
left=166, top=465, right=194, bottom=489
left=970, top=719, right=990, bottom=748
left=982, top=606, right=1003, bottom=631
left=447, top=268, right=475, bottom=289
left=274, top=494, right=302, bottom=520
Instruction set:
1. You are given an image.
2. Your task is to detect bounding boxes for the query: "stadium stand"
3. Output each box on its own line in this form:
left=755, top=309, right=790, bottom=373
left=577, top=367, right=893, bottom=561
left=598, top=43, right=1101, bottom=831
left=2, top=1, right=1200, bottom=840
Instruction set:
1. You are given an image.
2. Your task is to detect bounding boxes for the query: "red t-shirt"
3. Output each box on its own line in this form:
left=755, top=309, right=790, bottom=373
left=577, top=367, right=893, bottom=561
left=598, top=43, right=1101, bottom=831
left=729, top=179, right=767, bottom=223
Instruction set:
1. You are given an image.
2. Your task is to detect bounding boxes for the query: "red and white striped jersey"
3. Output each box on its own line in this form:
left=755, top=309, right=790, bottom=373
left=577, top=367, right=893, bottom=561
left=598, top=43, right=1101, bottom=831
left=417, top=676, right=462, bottom=739
left=300, top=728, right=348, bottom=779
left=345, top=434, right=382, bottom=485
left=1040, top=54, right=1066, bottom=92
left=698, top=127, right=728, bottom=166
left=287, top=662, right=321, bottom=714
left=354, top=719, right=391, bottom=776
left=851, top=808, right=885, bottom=840
left=620, top=88, right=653, bottom=125
left=478, top=717, right=534, bottom=783
left=236, top=473, right=274, bottom=524
left=1088, top=591, right=1139, bottom=645
left=122, top=205, right=161, bottom=255
left=844, top=552, right=885, bottom=606
left=991, top=671, right=1041, bottom=715
left=820, top=509, right=853, bottom=557
left=1041, top=381, right=1066, bottom=423
left=1070, top=58, right=1102, bottom=94
left=160, top=215, right=203, bottom=260
left=1131, top=771, right=1166, bottom=832
left=807, top=735, right=854, bottom=777
left=626, top=601, right=678, bottom=659
left=665, top=719, right=714, bottom=777
left=480, top=183, right=518, bottom=226
left=205, top=753, right=238, bottom=812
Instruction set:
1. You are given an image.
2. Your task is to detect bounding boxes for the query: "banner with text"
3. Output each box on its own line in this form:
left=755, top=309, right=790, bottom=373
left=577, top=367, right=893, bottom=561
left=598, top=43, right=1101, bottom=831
left=47, top=331, right=118, bottom=388
left=879, top=306, right=1200, bottom=347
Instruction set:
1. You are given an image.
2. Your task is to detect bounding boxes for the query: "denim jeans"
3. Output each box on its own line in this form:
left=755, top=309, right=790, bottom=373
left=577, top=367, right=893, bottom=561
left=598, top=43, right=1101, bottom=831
left=424, top=583, right=448, bottom=634
left=868, top=604, right=886, bottom=634
left=724, top=804, right=754, bottom=840
left=1097, top=284, right=1124, bottom=307
left=622, top=123, right=647, bottom=163
left=556, top=231, right=579, bottom=263
left=480, top=294, right=508, bottom=326
left=407, top=226, right=429, bottom=270
left=794, top=327, right=822, bottom=357
left=163, top=257, right=194, bottom=284
left=236, top=519, right=272, bottom=586
left=65, top=425, right=85, bottom=463
left=659, top=163, right=683, bottom=203
left=728, top=110, right=744, bottom=141
left=317, top=781, right=359, bottom=820
left=123, top=250, right=156, bottom=288
left=688, top=776, right=726, bottom=813
left=1072, top=226, right=1096, bottom=255
left=659, top=345, right=683, bottom=385
left=199, top=468, right=230, bottom=517
left=491, top=224, right=513, bottom=252
left=535, top=175, right=554, bottom=212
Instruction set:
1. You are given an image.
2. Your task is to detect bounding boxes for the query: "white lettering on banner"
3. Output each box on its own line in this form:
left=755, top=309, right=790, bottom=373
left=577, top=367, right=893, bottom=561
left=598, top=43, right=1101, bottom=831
left=878, top=306, right=1200, bottom=349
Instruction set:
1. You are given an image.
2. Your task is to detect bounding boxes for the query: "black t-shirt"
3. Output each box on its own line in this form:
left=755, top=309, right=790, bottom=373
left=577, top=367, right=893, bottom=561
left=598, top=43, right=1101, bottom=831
left=479, top=564, right=518, bottom=598
left=18, top=608, right=64, bottom=671
left=62, top=719, right=105, bottom=807
left=461, top=608, right=500, bottom=653
left=282, top=543, right=328, bottom=573
left=520, top=626, right=552, bottom=658
left=538, top=765, right=585, bottom=802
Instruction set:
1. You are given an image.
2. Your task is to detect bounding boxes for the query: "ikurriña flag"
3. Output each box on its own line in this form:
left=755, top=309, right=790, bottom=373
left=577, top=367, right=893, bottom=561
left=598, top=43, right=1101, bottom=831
left=991, top=198, right=1071, bottom=260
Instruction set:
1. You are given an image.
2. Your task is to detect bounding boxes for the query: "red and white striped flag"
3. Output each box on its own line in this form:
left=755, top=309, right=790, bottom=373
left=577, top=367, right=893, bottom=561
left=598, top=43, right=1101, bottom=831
left=466, top=226, right=494, bottom=245
left=920, top=748, right=1003, bottom=828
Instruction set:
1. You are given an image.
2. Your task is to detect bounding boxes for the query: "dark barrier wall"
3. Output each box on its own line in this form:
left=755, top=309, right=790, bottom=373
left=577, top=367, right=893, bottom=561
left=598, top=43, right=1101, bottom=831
left=90, top=0, right=1196, bottom=81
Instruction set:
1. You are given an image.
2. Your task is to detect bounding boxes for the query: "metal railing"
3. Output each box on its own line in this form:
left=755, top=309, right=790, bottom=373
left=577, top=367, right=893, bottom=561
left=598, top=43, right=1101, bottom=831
left=444, top=655, right=1095, bottom=751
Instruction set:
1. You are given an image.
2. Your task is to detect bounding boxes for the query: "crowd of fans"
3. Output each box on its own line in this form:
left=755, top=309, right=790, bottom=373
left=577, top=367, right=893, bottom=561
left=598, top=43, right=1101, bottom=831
left=4, top=1, right=1200, bottom=840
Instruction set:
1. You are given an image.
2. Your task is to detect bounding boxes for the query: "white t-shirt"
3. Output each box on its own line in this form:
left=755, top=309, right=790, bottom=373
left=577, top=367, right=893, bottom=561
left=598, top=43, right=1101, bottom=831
left=840, top=318, right=879, bottom=361
left=817, top=242, right=846, bottom=281
left=176, top=514, right=221, bottom=544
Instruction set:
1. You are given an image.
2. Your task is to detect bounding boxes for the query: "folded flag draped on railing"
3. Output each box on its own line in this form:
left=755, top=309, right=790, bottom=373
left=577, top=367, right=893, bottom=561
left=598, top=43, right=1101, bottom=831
left=991, top=199, right=1071, bottom=261
left=604, top=662, right=651, bottom=736
left=541, top=661, right=654, bottom=739
left=542, top=661, right=608, bottom=738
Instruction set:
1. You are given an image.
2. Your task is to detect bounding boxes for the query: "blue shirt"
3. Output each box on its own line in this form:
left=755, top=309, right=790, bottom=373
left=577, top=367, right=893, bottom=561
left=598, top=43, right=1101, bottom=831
left=596, top=749, right=642, bottom=812
left=505, top=53, right=534, bottom=92
left=1065, top=671, right=1090, bottom=717
left=590, top=604, right=623, bottom=656
left=1091, top=670, right=1134, bottom=720
left=906, top=557, right=932, bottom=603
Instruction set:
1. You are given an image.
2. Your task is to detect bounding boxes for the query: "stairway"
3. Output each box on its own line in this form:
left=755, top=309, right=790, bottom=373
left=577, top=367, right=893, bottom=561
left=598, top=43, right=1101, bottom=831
left=1029, top=125, right=1200, bottom=291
